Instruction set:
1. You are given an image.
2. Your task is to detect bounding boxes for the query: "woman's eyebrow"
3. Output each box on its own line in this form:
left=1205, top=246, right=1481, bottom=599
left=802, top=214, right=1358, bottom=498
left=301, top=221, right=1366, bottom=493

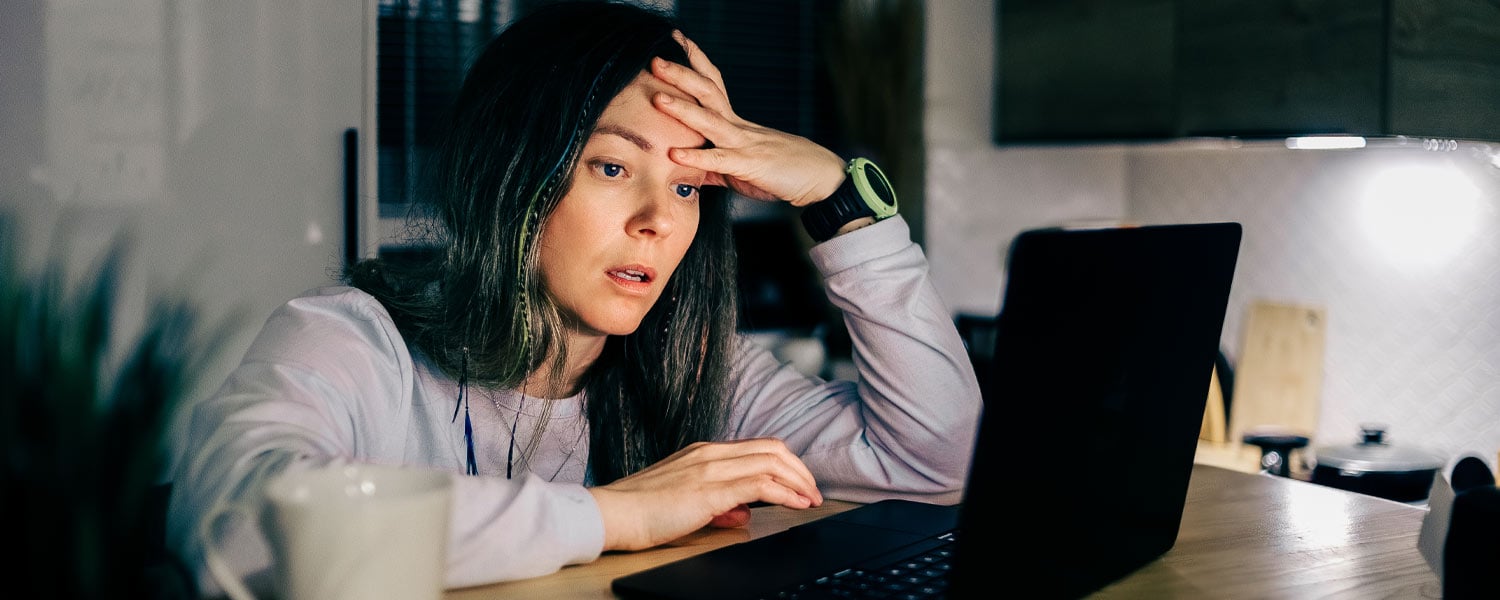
left=593, top=124, right=653, bottom=152
left=592, top=123, right=714, bottom=152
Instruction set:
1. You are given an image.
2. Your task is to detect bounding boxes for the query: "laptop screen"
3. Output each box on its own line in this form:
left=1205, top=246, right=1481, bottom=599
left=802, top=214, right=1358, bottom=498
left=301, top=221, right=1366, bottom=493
left=951, top=222, right=1241, bottom=597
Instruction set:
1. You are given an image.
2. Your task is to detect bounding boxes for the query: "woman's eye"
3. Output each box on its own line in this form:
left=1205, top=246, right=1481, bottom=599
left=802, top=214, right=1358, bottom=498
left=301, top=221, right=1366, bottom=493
left=598, top=162, right=625, bottom=178
left=674, top=184, right=699, bottom=199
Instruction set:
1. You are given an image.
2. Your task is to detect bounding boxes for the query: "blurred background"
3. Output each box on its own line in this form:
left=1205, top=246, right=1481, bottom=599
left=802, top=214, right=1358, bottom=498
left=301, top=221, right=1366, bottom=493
left=2, top=0, right=1497, bottom=487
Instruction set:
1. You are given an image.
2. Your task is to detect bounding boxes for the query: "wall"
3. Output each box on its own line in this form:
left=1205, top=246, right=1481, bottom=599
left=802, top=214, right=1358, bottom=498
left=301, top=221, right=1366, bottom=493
left=925, top=1, right=1500, bottom=467
left=1128, top=141, right=1500, bottom=466
left=8, top=1, right=1494, bottom=475
left=923, top=0, right=1127, bottom=317
left=0, top=0, right=365, bottom=463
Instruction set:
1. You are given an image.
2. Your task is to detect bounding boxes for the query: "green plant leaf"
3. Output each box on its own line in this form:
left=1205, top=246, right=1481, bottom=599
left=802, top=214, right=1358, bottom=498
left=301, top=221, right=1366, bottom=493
left=3, top=215, right=229, bottom=599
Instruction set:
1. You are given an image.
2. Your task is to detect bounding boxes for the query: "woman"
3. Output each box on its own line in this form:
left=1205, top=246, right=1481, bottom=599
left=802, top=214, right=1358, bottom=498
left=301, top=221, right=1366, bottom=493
left=168, top=0, right=981, bottom=591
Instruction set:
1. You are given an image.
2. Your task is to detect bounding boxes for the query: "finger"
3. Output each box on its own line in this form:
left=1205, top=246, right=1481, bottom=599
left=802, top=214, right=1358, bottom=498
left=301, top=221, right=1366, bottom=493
left=708, top=504, right=752, bottom=528
left=732, top=473, right=816, bottom=509
left=653, top=93, right=744, bottom=146
left=667, top=146, right=735, bottom=179
left=674, top=439, right=823, bottom=505
left=735, top=439, right=822, bottom=500
left=672, top=30, right=727, bottom=97
left=717, top=439, right=823, bottom=503
left=651, top=57, right=734, bottom=118
left=701, top=451, right=822, bottom=506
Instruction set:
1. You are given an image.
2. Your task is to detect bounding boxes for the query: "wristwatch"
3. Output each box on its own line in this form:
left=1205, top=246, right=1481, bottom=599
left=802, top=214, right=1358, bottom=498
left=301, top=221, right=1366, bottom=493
left=800, top=157, right=898, bottom=242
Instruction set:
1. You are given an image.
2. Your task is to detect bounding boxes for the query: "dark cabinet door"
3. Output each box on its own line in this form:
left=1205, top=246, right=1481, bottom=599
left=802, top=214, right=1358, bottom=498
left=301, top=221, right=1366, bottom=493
left=1177, top=0, right=1384, bottom=138
left=1387, top=0, right=1500, bottom=141
left=995, top=0, right=1500, bottom=143
left=995, top=0, right=1176, bottom=142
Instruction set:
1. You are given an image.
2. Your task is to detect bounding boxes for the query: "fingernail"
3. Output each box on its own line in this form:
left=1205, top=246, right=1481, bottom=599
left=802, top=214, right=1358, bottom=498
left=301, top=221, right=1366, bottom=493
left=656, top=93, right=673, bottom=105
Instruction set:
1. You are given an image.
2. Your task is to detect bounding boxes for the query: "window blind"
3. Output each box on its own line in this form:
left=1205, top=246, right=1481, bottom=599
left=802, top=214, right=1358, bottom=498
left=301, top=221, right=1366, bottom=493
left=375, top=0, right=840, bottom=217
left=376, top=0, right=526, bottom=215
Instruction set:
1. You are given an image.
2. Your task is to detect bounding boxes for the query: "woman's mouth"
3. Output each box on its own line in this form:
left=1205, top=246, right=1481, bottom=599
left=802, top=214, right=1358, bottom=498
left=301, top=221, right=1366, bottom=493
left=606, top=265, right=657, bottom=291
left=608, top=268, right=652, bottom=283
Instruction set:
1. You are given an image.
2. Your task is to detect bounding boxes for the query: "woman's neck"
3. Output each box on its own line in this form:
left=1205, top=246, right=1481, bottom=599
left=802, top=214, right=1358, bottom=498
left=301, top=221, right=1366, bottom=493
left=524, top=331, right=606, bottom=399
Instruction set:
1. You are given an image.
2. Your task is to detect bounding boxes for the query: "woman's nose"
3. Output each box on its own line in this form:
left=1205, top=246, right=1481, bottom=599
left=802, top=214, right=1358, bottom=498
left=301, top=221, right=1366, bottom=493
left=628, top=189, right=677, bottom=238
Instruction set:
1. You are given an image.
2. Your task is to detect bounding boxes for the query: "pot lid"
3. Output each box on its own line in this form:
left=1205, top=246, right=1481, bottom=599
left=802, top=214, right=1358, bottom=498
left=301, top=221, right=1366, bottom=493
left=1313, top=424, right=1446, bottom=473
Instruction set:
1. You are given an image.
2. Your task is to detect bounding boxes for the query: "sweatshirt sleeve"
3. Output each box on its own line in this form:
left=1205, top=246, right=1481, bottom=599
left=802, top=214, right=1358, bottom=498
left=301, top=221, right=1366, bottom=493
left=722, top=216, right=983, bottom=505
left=165, top=287, right=605, bottom=595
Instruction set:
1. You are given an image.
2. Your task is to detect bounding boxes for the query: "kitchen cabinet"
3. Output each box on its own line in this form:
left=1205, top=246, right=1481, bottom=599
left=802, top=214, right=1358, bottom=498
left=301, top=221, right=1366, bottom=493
left=995, top=0, right=1500, bottom=143
left=996, top=0, right=1177, bottom=141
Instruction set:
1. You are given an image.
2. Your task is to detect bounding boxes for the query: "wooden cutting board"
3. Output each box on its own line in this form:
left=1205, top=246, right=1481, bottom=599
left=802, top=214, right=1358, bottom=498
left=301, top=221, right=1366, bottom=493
left=1227, top=300, right=1328, bottom=445
left=1199, top=365, right=1226, bottom=443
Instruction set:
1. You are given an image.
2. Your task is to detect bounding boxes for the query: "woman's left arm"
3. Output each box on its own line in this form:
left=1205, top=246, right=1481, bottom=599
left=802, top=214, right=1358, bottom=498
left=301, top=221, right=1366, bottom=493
left=652, top=34, right=982, bottom=504
left=723, top=218, right=982, bottom=505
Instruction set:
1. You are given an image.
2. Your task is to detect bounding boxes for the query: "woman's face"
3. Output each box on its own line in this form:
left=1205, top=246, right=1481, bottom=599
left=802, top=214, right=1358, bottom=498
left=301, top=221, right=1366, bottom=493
left=538, top=70, right=707, bottom=341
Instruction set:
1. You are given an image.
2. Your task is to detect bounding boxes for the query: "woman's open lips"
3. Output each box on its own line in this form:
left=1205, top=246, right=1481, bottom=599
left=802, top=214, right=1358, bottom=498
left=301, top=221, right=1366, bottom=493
left=606, top=265, right=657, bottom=292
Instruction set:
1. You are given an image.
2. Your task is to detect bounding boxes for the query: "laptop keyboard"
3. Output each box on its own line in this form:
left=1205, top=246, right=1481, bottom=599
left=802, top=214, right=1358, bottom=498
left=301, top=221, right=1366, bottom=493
left=759, top=530, right=957, bottom=600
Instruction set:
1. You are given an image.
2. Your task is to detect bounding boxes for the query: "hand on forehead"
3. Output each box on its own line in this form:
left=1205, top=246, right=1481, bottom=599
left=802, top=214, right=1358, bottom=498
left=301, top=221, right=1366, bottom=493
left=596, top=72, right=709, bottom=157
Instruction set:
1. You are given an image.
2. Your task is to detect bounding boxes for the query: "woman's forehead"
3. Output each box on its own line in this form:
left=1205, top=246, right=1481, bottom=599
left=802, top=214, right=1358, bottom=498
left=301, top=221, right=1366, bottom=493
left=611, top=70, right=695, bottom=106
left=595, top=72, right=705, bottom=150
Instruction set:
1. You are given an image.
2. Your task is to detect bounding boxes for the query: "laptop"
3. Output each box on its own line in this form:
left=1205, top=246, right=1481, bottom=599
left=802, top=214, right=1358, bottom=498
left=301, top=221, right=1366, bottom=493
left=612, top=222, right=1243, bottom=600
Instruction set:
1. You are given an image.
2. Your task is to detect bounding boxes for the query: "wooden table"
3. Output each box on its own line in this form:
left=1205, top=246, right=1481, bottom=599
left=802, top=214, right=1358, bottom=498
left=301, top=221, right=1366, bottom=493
left=1091, top=465, right=1439, bottom=599
left=445, top=464, right=1442, bottom=599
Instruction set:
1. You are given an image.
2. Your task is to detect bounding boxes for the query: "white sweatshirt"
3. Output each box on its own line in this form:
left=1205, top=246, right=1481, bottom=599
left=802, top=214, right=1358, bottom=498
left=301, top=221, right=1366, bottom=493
left=167, top=216, right=982, bottom=592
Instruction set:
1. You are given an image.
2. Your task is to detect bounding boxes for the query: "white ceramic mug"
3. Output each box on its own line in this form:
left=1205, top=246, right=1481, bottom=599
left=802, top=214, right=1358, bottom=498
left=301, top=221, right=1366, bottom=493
left=201, top=463, right=453, bottom=600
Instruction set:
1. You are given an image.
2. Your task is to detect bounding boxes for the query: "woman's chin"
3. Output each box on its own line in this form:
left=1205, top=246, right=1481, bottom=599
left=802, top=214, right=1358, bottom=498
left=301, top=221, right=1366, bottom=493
left=570, top=316, right=648, bottom=339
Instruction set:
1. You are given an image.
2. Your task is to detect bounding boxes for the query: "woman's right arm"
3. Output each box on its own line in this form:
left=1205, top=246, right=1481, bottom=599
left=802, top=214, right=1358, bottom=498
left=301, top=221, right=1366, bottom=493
left=165, top=287, right=604, bottom=592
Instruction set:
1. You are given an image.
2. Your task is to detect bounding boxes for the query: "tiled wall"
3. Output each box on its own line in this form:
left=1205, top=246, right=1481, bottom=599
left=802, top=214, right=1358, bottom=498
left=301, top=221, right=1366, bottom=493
left=924, top=0, right=1499, bottom=472
left=925, top=139, right=1500, bottom=469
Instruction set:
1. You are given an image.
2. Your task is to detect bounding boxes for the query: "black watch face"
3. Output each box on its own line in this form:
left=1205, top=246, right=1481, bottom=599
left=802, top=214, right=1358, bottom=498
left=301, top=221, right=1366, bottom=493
left=861, top=163, right=896, bottom=208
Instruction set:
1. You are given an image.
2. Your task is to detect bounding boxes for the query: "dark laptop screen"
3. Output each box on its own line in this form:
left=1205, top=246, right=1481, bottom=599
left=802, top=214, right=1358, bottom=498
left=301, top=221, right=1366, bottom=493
left=950, top=222, right=1241, bottom=598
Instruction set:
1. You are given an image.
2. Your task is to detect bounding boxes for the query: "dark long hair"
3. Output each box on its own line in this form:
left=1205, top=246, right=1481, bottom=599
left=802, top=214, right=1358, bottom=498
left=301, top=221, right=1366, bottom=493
left=347, top=0, right=737, bottom=484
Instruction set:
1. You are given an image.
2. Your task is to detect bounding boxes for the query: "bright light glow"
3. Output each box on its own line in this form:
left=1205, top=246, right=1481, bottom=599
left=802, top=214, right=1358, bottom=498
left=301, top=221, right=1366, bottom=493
left=305, top=221, right=324, bottom=245
left=1281, top=483, right=1358, bottom=552
left=1360, top=163, right=1481, bottom=269
left=1286, top=136, right=1367, bottom=150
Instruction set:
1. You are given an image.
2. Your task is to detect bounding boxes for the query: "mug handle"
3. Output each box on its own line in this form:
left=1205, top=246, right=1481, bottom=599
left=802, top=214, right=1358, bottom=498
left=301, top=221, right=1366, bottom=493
left=200, top=500, right=261, bottom=600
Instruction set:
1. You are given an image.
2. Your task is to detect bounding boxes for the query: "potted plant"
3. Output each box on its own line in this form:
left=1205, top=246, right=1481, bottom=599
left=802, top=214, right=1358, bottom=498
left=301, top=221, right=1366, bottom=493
left=1, top=216, right=232, bottom=599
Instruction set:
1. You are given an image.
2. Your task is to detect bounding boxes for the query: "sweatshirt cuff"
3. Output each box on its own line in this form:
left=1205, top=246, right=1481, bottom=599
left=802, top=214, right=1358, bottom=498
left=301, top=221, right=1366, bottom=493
left=550, top=481, right=607, bottom=565
left=444, top=476, right=606, bottom=588
left=807, top=215, right=912, bottom=277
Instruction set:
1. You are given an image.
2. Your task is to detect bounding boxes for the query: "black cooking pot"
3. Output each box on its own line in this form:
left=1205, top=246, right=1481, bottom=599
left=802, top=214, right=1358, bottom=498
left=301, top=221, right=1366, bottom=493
left=1310, top=424, right=1446, bottom=503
